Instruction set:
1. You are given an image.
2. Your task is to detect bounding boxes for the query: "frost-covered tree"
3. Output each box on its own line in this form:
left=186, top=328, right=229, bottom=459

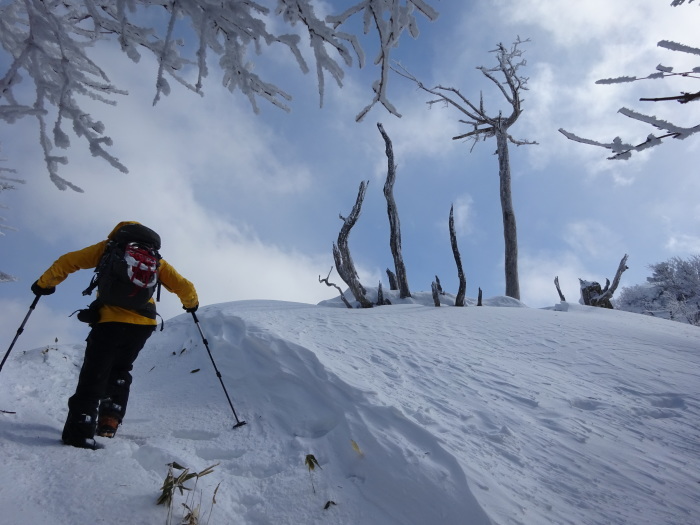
left=559, top=0, right=699, bottom=159
left=0, top=0, right=438, bottom=191
left=617, top=255, right=700, bottom=325
left=395, top=38, right=536, bottom=300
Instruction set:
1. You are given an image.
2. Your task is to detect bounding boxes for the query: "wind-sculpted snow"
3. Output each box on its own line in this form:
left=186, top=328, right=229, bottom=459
left=1, top=296, right=699, bottom=524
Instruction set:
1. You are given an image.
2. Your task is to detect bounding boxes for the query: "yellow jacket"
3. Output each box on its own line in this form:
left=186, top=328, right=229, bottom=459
left=37, top=221, right=199, bottom=326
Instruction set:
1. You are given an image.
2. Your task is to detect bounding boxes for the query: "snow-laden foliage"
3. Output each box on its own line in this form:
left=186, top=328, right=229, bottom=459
left=617, top=255, right=700, bottom=325
left=559, top=1, right=699, bottom=159
left=0, top=0, right=438, bottom=190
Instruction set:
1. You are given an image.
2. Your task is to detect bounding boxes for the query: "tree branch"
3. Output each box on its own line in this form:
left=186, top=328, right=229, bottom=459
left=318, top=267, right=352, bottom=308
left=640, top=90, right=700, bottom=103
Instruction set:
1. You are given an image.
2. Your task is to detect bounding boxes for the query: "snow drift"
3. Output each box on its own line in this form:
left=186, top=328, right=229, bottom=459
left=1, top=293, right=698, bottom=524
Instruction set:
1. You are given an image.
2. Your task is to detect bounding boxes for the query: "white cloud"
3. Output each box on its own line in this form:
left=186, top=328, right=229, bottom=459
left=563, top=220, right=623, bottom=258
left=495, top=0, right=697, bottom=50
left=665, top=234, right=700, bottom=254
left=452, top=194, right=475, bottom=236
left=519, top=251, right=588, bottom=307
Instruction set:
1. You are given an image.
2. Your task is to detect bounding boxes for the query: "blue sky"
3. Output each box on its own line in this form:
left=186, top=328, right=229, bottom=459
left=1, top=0, right=699, bottom=348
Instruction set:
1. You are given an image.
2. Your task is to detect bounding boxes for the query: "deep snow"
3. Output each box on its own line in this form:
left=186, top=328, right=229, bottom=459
left=1, top=291, right=699, bottom=524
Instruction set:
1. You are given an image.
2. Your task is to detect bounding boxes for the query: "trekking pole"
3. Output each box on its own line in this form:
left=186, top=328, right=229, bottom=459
left=1, top=295, right=41, bottom=375
left=191, top=311, right=247, bottom=429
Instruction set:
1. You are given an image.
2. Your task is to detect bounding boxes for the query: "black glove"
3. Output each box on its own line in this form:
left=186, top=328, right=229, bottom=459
left=31, top=280, right=56, bottom=296
left=183, top=304, right=198, bottom=313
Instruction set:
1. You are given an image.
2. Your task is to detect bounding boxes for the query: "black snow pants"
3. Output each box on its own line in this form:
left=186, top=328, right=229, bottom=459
left=67, top=322, right=155, bottom=425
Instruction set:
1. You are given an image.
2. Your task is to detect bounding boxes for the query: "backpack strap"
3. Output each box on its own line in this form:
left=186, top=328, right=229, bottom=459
left=82, top=241, right=114, bottom=297
left=81, top=276, right=98, bottom=297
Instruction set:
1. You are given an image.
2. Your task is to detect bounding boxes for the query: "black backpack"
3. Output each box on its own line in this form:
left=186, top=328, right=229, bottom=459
left=81, top=224, right=162, bottom=319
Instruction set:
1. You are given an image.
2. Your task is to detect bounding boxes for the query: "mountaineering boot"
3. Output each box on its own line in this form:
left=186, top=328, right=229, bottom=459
left=62, top=412, right=99, bottom=450
left=96, top=415, right=120, bottom=438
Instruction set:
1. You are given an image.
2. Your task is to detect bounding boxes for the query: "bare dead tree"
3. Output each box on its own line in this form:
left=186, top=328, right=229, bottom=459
left=579, top=254, right=629, bottom=308
left=333, top=180, right=373, bottom=308
left=559, top=2, right=700, bottom=159
left=394, top=38, right=536, bottom=300
left=449, top=205, right=467, bottom=307
left=554, top=276, right=566, bottom=302
left=318, top=267, right=352, bottom=308
left=377, top=122, right=411, bottom=299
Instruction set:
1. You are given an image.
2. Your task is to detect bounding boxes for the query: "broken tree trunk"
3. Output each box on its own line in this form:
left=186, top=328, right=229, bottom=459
left=386, top=269, right=398, bottom=290
left=333, top=181, right=373, bottom=308
left=434, top=276, right=445, bottom=294
left=554, top=276, right=566, bottom=302
left=450, top=205, right=467, bottom=307
left=378, top=122, right=411, bottom=299
left=579, top=254, right=629, bottom=308
left=431, top=281, right=441, bottom=306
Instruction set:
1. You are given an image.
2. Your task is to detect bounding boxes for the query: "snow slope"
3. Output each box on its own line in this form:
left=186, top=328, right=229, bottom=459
left=1, top=293, right=698, bottom=525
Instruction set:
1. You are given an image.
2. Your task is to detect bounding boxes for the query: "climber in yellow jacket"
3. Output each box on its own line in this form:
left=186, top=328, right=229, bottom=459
left=32, top=221, right=198, bottom=449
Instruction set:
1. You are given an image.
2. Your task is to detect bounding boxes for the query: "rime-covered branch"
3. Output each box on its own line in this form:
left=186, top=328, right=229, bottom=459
left=334, top=1, right=440, bottom=121
left=560, top=117, right=700, bottom=160
left=560, top=11, right=700, bottom=160
left=0, top=0, right=438, bottom=189
left=393, top=37, right=537, bottom=149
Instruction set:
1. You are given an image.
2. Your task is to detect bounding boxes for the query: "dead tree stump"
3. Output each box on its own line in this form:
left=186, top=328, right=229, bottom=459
left=579, top=254, right=629, bottom=308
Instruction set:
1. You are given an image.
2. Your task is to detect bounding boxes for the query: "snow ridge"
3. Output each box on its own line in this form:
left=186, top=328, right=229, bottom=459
left=1, top=298, right=699, bottom=524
